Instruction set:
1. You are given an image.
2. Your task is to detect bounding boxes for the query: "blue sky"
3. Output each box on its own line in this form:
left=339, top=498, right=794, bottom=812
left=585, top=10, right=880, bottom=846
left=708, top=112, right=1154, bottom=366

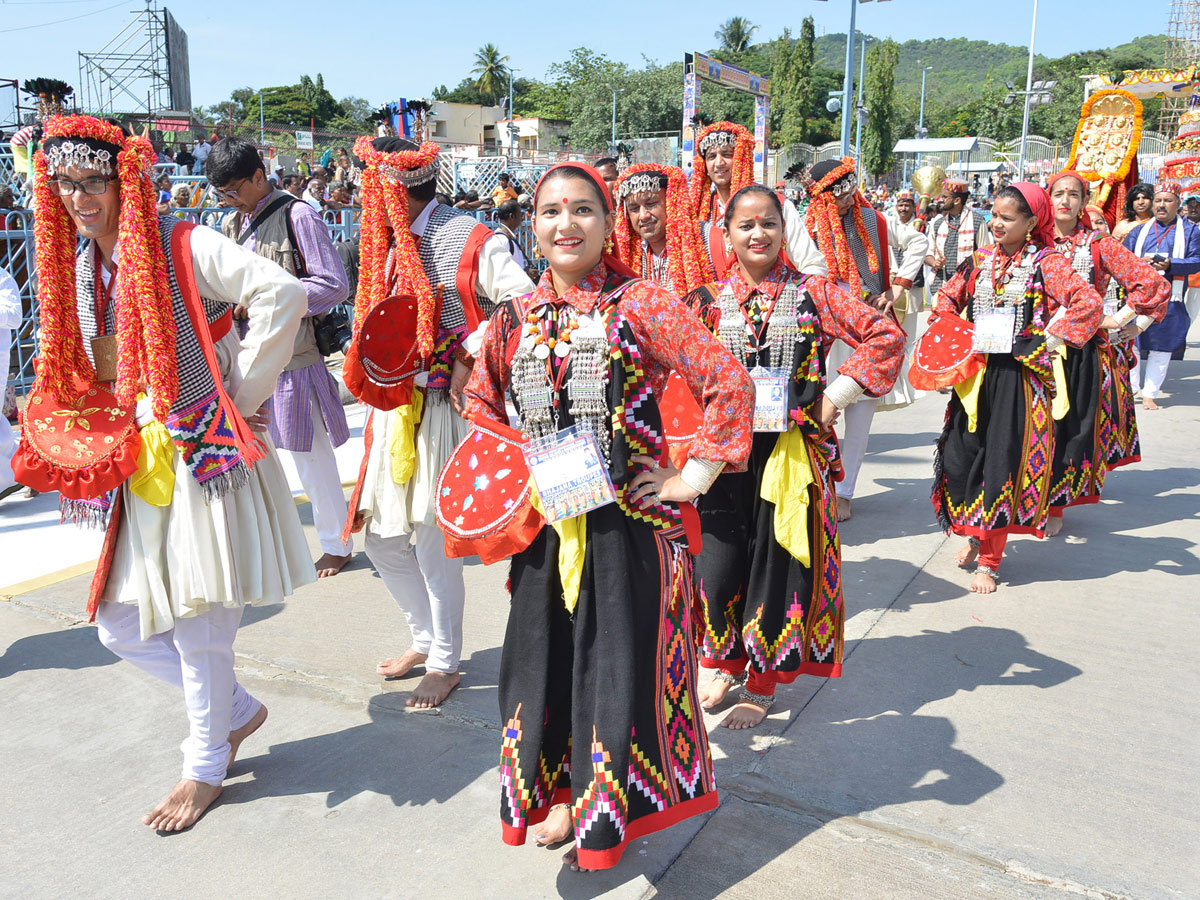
left=0, top=0, right=1174, bottom=110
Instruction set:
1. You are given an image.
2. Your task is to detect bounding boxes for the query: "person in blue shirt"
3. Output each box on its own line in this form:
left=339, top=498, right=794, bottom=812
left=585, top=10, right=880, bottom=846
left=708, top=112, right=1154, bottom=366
left=1122, top=180, right=1200, bottom=408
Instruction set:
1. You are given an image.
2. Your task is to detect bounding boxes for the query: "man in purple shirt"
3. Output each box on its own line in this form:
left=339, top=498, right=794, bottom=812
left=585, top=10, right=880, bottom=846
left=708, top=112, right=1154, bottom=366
left=208, top=137, right=355, bottom=576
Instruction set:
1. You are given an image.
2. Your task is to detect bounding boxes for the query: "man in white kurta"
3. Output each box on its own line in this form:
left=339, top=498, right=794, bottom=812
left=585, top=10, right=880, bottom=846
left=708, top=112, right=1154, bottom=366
left=37, top=121, right=311, bottom=833
left=349, top=138, right=534, bottom=709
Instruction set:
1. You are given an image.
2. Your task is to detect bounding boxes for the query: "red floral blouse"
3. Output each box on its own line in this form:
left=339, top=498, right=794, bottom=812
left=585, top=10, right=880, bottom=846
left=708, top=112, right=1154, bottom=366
left=704, top=260, right=905, bottom=398
left=936, top=245, right=1105, bottom=347
left=464, top=260, right=755, bottom=468
left=1053, top=226, right=1170, bottom=321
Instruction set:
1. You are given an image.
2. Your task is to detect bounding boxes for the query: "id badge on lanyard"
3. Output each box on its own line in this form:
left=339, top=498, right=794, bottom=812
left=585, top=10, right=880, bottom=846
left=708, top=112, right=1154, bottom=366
left=749, top=366, right=788, bottom=432
left=972, top=307, right=1016, bottom=354
left=523, top=424, right=616, bottom=523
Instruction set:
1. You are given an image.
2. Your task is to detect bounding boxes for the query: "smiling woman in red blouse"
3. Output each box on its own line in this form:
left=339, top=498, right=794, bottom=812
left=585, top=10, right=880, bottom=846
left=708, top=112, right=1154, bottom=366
left=933, top=183, right=1105, bottom=594
left=464, top=162, right=754, bottom=873
left=682, top=185, right=904, bottom=730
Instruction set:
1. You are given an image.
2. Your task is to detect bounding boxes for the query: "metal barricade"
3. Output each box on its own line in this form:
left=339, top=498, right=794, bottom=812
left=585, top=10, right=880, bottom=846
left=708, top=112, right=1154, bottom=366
left=2, top=209, right=38, bottom=394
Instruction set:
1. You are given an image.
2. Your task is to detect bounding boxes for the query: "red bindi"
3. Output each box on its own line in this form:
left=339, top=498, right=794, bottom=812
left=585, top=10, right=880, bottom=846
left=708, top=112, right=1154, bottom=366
left=562, top=197, right=569, bottom=204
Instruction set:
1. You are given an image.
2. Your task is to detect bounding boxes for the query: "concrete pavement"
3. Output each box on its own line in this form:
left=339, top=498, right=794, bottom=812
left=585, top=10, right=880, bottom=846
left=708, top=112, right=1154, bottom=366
left=2, top=338, right=1198, bottom=899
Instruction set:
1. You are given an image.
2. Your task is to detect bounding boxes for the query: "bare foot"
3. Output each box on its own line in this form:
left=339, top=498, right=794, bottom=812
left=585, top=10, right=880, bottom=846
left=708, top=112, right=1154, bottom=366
left=955, top=542, right=979, bottom=568
left=315, top=552, right=352, bottom=578
left=406, top=670, right=461, bottom=708
left=562, top=847, right=593, bottom=873
left=227, top=704, right=267, bottom=771
left=836, top=496, right=852, bottom=522
left=1143, top=397, right=1160, bottom=410
left=533, top=804, right=573, bottom=847
left=720, top=700, right=770, bottom=730
left=377, top=648, right=428, bottom=679
left=142, top=779, right=222, bottom=832
left=1044, top=516, right=1063, bottom=538
left=969, top=571, right=998, bottom=594
left=699, top=674, right=737, bottom=710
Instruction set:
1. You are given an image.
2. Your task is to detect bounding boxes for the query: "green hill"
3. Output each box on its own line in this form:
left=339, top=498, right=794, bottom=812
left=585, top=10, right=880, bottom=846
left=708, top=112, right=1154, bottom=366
left=813, top=33, right=1168, bottom=109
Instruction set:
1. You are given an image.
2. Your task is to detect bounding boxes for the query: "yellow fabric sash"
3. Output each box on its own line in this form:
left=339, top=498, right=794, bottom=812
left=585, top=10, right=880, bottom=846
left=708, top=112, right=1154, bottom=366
left=530, top=485, right=586, bottom=613
left=954, top=362, right=987, bottom=433
left=130, top=419, right=175, bottom=506
left=1051, top=345, right=1070, bottom=420
left=389, top=386, right=425, bottom=486
left=760, top=428, right=815, bottom=566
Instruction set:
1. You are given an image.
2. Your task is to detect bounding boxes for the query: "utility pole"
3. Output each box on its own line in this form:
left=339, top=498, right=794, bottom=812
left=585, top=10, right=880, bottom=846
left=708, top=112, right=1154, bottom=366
left=917, top=64, right=932, bottom=166
left=1016, top=0, right=1040, bottom=179
left=855, top=33, right=869, bottom=170
left=839, top=0, right=859, bottom=157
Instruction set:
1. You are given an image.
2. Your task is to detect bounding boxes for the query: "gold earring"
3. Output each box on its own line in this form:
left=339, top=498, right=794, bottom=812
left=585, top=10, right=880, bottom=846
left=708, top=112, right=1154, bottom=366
left=604, top=236, right=614, bottom=254
left=780, top=237, right=788, bottom=250
left=1025, top=228, right=1033, bottom=243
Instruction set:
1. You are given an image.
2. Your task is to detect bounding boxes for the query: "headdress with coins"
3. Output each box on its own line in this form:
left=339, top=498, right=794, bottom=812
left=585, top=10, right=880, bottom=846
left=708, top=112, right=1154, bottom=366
left=613, top=163, right=713, bottom=294
left=691, top=121, right=755, bottom=222
left=352, top=136, right=442, bottom=357
left=33, top=114, right=179, bottom=420
left=805, top=157, right=879, bottom=300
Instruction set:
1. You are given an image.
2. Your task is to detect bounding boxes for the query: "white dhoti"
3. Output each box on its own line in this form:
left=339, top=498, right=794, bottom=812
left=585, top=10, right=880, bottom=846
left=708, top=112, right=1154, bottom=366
left=96, top=599, right=261, bottom=785
left=281, top=394, right=352, bottom=556
left=1131, top=350, right=1172, bottom=398
left=359, top=389, right=469, bottom=673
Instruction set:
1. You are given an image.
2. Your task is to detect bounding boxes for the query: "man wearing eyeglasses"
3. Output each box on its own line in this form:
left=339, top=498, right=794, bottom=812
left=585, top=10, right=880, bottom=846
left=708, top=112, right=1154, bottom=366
left=208, top=136, right=355, bottom=577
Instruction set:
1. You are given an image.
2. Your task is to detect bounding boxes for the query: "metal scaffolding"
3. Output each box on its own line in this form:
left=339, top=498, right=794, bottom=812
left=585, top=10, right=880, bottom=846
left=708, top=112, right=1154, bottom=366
left=1162, top=0, right=1200, bottom=129
left=78, top=0, right=173, bottom=117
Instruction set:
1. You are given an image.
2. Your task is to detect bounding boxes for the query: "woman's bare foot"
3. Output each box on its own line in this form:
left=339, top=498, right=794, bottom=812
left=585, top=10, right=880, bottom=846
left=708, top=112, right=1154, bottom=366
left=377, top=648, right=428, bottom=679
left=562, top=847, right=593, bottom=873
left=1044, top=516, right=1064, bottom=537
left=720, top=700, right=770, bottom=730
left=699, top=674, right=738, bottom=710
left=142, top=779, right=222, bottom=832
left=1143, top=396, right=1161, bottom=410
left=836, top=496, right=852, bottom=522
left=315, top=552, right=352, bottom=578
left=955, top=542, right=979, bottom=568
left=533, top=804, right=573, bottom=847
left=969, top=570, right=998, bottom=594
left=407, top=671, right=461, bottom=708
left=227, top=704, right=268, bottom=771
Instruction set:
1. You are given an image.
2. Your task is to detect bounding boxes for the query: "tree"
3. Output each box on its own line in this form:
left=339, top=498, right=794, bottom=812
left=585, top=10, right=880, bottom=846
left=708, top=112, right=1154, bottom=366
left=471, top=44, right=510, bottom=107
left=796, top=18, right=817, bottom=141
left=771, top=29, right=804, bottom=146
left=715, top=17, right=758, bottom=55
left=861, top=39, right=899, bottom=176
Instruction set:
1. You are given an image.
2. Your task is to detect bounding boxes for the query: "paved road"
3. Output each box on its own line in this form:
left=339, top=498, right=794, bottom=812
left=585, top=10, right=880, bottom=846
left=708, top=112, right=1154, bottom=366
left=3, top=339, right=1198, bottom=900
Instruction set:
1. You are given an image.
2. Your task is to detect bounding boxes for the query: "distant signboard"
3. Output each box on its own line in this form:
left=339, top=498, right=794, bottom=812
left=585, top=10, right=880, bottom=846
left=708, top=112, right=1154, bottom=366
left=692, top=52, right=770, bottom=97
left=295, top=131, right=314, bottom=150
left=162, top=8, right=191, bottom=112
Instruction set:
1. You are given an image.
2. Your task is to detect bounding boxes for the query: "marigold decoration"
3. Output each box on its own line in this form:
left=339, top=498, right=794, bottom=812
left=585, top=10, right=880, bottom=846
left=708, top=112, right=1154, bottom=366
left=613, top=164, right=714, bottom=294
left=352, top=135, right=441, bottom=358
left=1066, top=89, right=1143, bottom=226
left=33, top=114, right=178, bottom=421
left=805, top=157, right=879, bottom=300
left=690, top=121, right=755, bottom=222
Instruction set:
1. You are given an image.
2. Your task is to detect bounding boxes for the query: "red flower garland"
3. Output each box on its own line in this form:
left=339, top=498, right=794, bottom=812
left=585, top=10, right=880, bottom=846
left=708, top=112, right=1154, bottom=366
left=34, top=115, right=178, bottom=420
left=352, top=135, right=441, bottom=358
left=690, top=122, right=755, bottom=222
left=805, top=157, right=879, bottom=300
left=613, top=163, right=714, bottom=295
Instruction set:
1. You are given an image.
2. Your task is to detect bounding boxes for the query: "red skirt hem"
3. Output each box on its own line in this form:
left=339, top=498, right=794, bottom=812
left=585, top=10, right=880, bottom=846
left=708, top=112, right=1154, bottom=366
left=1108, top=454, right=1141, bottom=470
left=501, top=785, right=574, bottom=847
left=951, top=523, right=1047, bottom=540
left=575, top=791, right=720, bottom=871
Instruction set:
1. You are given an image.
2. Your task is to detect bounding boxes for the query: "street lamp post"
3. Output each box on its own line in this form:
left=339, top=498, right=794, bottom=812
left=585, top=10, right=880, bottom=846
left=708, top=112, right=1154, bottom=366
left=855, top=33, right=870, bottom=169
left=506, top=66, right=519, bottom=158
left=611, top=87, right=622, bottom=151
left=1017, top=0, right=1040, bottom=179
left=839, top=0, right=859, bottom=157
left=917, top=64, right=932, bottom=166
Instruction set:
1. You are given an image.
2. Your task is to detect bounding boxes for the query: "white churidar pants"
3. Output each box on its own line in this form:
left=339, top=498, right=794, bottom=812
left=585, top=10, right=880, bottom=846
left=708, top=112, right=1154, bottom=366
left=364, top=524, right=465, bottom=674
left=835, top=397, right=878, bottom=500
left=1130, top=350, right=1172, bottom=399
left=280, top=395, right=352, bottom=556
left=96, top=600, right=260, bottom=785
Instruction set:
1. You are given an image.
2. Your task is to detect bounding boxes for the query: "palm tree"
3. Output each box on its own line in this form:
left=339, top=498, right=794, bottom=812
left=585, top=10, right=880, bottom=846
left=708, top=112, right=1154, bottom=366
left=472, top=44, right=510, bottom=106
left=715, top=17, right=758, bottom=55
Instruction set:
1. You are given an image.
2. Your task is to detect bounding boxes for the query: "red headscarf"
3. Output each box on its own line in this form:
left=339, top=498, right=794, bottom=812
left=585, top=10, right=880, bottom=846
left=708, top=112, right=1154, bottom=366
left=1046, top=170, right=1093, bottom=230
left=1010, top=182, right=1056, bottom=247
left=533, top=162, right=639, bottom=280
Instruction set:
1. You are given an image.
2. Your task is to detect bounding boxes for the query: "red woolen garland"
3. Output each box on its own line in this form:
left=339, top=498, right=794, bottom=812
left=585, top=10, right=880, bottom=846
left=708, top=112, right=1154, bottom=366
left=613, top=163, right=714, bottom=294
left=690, top=122, right=755, bottom=222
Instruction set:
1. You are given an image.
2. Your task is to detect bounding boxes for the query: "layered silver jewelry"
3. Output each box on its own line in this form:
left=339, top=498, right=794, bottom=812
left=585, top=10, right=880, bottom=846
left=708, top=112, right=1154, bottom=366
left=716, top=279, right=802, bottom=373
left=45, top=141, right=113, bottom=177
left=972, top=244, right=1037, bottom=339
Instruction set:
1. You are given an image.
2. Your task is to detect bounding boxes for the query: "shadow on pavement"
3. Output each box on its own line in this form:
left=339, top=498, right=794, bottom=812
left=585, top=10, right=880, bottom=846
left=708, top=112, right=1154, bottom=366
left=680, top=625, right=1082, bottom=900
left=0, top=624, right=119, bottom=679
